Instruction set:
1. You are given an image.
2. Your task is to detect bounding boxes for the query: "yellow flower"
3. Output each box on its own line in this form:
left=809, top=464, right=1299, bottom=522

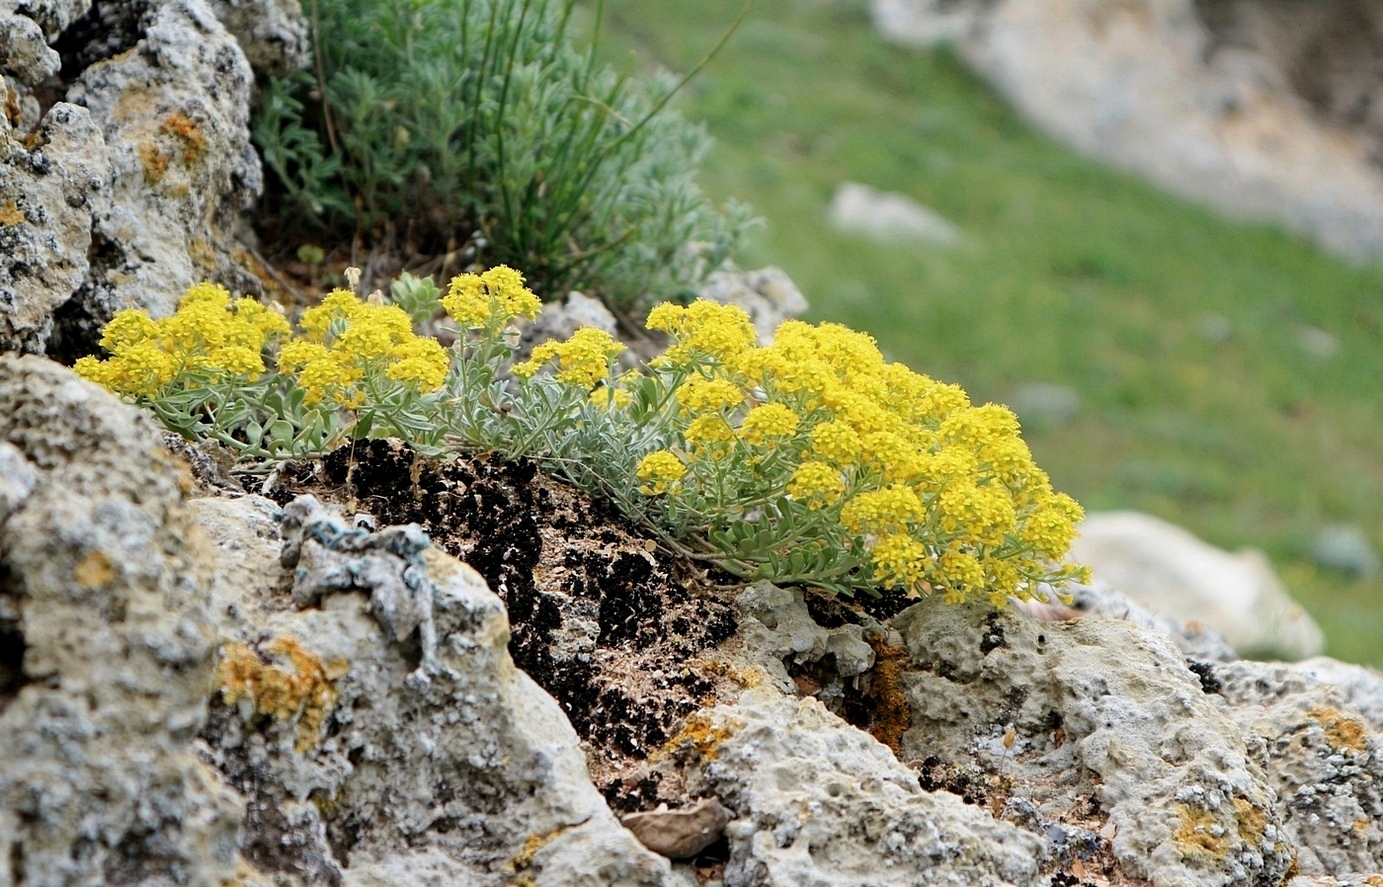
left=512, top=328, right=624, bottom=389
left=786, top=461, right=844, bottom=507
left=870, top=532, right=927, bottom=591
left=840, top=485, right=925, bottom=536
left=637, top=450, right=686, bottom=494
left=299, top=290, right=365, bottom=341
left=936, top=482, right=1017, bottom=547
left=384, top=337, right=449, bottom=391
left=809, top=421, right=863, bottom=466
left=442, top=265, right=541, bottom=329
left=684, top=415, right=734, bottom=448
left=98, top=309, right=159, bottom=353
left=1018, top=493, right=1083, bottom=557
left=676, top=376, right=743, bottom=414
left=646, top=299, right=756, bottom=366
left=739, top=402, right=799, bottom=446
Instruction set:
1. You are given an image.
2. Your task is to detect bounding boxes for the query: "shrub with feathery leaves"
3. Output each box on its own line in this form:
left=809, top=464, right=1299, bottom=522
left=254, top=0, right=756, bottom=309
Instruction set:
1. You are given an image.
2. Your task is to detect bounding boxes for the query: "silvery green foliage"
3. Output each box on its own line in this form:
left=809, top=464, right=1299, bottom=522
left=254, top=0, right=755, bottom=309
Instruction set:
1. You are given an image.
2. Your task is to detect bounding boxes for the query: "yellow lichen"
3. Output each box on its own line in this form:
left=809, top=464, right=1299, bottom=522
left=1234, top=797, right=1267, bottom=846
left=695, top=657, right=763, bottom=689
left=1309, top=704, right=1370, bottom=753
left=74, top=550, right=115, bottom=589
left=658, top=713, right=737, bottom=762
left=216, top=636, right=348, bottom=753
left=1175, top=804, right=1232, bottom=859
left=0, top=200, right=22, bottom=226
left=864, top=634, right=912, bottom=755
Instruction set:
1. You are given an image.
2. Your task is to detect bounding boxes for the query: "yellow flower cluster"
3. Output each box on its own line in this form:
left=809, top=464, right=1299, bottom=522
left=278, top=289, right=448, bottom=406
left=75, top=282, right=290, bottom=396
left=512, top=327, right=624, bottom=389
left=630, top=298, right=1088, bottom=604
left=637, top=450, right=686, bottom=494
left=441, top=265, right=542, bottom=330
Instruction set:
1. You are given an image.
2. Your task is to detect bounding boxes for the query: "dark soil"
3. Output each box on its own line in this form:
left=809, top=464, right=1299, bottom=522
left=260, top=439, right=741, bottom=805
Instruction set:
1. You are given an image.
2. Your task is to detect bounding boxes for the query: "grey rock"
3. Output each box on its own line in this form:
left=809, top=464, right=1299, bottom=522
left=680, top=689, right=1045, bottom=885
left=193, top=493, right=671, bottom=886
left=1007, top=382, right=1081, bottom=430
left=0, top=3, right=60, bottom=85
left=1213, top=657, right=1383, bottom=876
left=1061, top=579, right=1240, bottom=663
left=8, top=0, right=90, bottom=42
left=872, top=0, right=1383, bottom=264
left=0, top=104, right=111, bottom=353
left=733, top=581, right=876, bottom=703
left=697, top=264, right=810, bottom=345
left=0, top=354, right=242, bottom=886
left=894, top=597, right=1295, bottom=887
left=827, top=181, right=963, bottom=247
left=1311, top=524, right=1380, bottom=579
left=208, top=0, right=309, bottom=76
left=1071, top=510, right=1326, bottom=660
left=57, top=0, right=264, bottom=346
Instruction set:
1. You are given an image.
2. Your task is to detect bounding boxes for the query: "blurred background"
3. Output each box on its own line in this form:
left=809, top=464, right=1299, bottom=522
left=582, top=0, right=1383, bottom=664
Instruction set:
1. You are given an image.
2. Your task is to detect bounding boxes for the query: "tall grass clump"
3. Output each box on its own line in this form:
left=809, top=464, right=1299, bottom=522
left=254, top=0, right=755, bottom=309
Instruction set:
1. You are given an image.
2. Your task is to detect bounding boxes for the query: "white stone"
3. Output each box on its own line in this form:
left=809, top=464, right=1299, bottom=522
left=827, top=181, right=964, bottom=246
left=1070, top=510, right=1325, bottom=660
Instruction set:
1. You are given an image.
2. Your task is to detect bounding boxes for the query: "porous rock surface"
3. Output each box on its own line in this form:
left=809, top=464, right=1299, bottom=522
left=872, top=0, right=1383, bottom=263
left=894, top=597, right=1296, bottom=886
left=0, top=353, right=241, bottom=886
left=193, top=492, right=670, bottom=886
left=1, top=0, right=309, bottom=358
left=676, top=689, right=1046, bottom=886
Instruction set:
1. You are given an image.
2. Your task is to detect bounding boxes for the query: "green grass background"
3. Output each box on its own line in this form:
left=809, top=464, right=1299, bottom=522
left=586, top=0, right=1383, bottom=665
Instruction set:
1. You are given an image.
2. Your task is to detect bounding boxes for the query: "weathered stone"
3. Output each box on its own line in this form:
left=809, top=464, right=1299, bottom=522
left=207, top=0, right=309, bottom=77
left=193, top=493, right=671, bottom=886
left=47, top=0, right=264, bottom=357
left=678, top=688, right=1046, bottom=885
left=895, top=597, right=1295, bottom=887
left=1070, top=510, right=1325, bottom=660
left=1212, top=657, right=1383, bottom=876
left=0, top=103, right=110, bottom=353
left=0, top=354, right=242, bottom=886
left=872, top=0, right=1383, bottom=263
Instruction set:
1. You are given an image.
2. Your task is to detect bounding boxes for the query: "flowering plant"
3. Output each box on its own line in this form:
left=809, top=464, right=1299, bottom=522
left=78, top=267, right=1086, bottom=605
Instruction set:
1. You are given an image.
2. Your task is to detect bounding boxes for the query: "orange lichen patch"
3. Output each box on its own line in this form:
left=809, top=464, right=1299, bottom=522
left=216, top=636, right=349, bottom=753
left=139, top=143, right=169, bottom=184
left=659, top=713, right=737, bottom=763
left=1308, top=704, right=1370, bottom=753
left=0, top=201, right=23, bottom=226
left=864, top=633, right=911, bottom=755
left=1365, top=875, right=1383, bottom=887
left=74, top=550, right=115, bottom=589
left=1234, top=797, right=1267, bottom=846
left=161, top=112, right=207, bottom=164
left=1175, top=804, right=1232, bottom=859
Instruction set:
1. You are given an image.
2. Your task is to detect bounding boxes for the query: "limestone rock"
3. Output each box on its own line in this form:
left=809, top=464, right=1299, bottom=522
left=678, top=688, right=1046, bottom=885
left=0, top=103, right=110, bottom=353
left=0, top=354, right=242, bottom=886
left=697, top=263, right=810, bottom=345
left=872, top=0, right=1383, bottom=263
left=827, top=181, right=963, bottom=246
left=207, top=0, right=309, bottom=76
left=193, top=493, right=671, bottom=886
left=894, top=597, right=1296, bottom=886
left=1211, top=657, right=1383, bottom=876
left=1070, top=510, right=1325, bottom=660
left=51, top=0, right=264, bottom=356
